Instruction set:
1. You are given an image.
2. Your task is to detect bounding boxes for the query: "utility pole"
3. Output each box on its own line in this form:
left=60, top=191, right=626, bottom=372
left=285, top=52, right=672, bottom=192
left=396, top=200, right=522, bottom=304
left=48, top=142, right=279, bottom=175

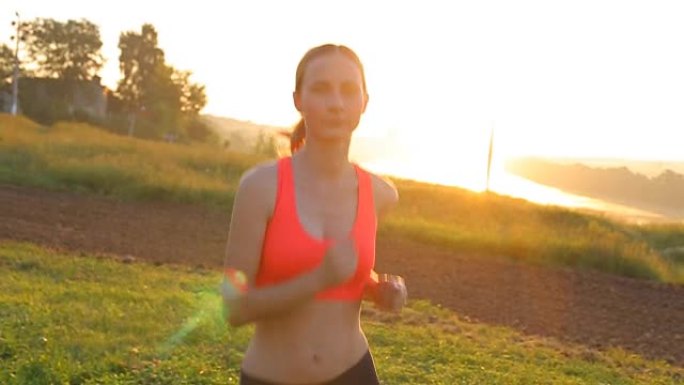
left=486, top=121, right=495, bottom=192
left=10, top=11, right=22, bottom=116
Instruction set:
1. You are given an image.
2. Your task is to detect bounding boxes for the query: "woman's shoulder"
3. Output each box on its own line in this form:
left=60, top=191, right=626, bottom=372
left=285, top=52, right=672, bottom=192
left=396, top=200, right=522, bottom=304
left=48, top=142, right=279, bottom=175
left=240, top=158, right=280, bottom=186
left=235, top=158, right=281, bottom=207
left=361, top=168, right=399, bottom=215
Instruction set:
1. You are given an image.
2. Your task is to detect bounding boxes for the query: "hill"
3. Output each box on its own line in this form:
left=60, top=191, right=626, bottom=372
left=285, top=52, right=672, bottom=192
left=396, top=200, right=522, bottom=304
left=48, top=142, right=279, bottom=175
left=200, top=114, right=289, bottom=154
left=506, top=157, right=684, bottom=220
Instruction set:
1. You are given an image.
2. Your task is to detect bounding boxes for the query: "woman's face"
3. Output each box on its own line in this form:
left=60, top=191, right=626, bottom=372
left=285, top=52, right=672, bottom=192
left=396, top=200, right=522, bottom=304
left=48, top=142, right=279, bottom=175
left=293, top=53, right=368, bottom=143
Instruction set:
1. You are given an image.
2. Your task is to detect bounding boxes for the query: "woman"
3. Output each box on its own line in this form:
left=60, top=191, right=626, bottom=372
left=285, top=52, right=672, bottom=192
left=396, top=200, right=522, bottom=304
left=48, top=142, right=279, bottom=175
left=222, top=43, right=408, bottom=385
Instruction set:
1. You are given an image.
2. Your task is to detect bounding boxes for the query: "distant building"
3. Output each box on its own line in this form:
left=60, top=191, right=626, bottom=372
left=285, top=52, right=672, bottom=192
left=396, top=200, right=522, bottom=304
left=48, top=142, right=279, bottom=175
left=70, top=76, right=107, bottom=119
left=14, top=76, right=108, bottom=122
left=0, top=88, right=11, bottom=113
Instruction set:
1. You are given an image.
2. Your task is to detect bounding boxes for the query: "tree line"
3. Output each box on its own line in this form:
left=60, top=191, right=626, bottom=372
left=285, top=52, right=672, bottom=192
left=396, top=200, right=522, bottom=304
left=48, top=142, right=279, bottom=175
left=0, top=18, right=210, bottom=141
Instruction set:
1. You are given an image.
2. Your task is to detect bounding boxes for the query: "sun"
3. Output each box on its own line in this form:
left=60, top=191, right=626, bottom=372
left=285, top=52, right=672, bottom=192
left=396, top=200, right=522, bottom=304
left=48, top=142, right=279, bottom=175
left=360, top=118, right=495, bottom=193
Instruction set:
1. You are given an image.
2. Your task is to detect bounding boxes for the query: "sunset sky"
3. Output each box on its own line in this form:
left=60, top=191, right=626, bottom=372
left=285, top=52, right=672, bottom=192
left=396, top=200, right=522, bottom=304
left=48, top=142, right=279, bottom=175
left=3, top=0, right=683, bottom=168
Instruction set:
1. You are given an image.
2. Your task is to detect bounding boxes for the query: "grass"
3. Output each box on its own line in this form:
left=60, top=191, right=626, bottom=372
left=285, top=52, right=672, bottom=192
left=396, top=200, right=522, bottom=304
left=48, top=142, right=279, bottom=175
left=385, top=181, right=681, bottom=283
left=1, top=113, right=683, bottom=284
left=0, top=114, right=260, bottom=209
left=0, top=241, right=681, bottom=384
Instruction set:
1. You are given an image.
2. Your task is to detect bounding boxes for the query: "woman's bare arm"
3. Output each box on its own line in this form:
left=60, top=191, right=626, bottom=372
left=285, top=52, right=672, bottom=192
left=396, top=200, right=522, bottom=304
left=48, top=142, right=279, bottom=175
left=363, top=174, right=401, bottom=305
left=222, top=164, right=325, bottom=327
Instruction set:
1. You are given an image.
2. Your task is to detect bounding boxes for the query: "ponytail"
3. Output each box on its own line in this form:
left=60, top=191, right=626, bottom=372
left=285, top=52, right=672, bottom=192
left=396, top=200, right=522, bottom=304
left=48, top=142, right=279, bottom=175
left=290, top=119, right=306, bottom=154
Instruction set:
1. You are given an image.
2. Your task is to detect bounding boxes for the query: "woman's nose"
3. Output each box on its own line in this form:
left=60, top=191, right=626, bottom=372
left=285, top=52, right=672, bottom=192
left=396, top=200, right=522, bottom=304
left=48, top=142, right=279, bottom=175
left=326, top=90, right=345, bottom=111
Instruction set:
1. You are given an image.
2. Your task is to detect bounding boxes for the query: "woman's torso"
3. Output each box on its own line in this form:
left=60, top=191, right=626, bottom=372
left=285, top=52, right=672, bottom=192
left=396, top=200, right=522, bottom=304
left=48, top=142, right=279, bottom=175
left=241, top=156, right=377, bottom=383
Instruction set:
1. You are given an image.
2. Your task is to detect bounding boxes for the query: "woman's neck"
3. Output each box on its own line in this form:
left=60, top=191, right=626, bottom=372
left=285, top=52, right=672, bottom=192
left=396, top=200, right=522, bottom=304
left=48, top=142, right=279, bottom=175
left=295, top=140, right=351, bottom=179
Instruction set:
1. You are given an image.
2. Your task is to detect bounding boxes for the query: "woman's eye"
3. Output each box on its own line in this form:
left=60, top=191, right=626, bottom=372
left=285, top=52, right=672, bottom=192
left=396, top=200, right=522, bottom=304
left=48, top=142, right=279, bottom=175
left=341, top=84, right=360, bottom=95
left=311, top=84, right=330, bottom=93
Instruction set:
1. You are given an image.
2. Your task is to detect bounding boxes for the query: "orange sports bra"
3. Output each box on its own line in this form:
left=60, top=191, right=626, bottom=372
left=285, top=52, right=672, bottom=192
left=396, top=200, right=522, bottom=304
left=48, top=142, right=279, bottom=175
left=255, top=157, right=377, bottom=300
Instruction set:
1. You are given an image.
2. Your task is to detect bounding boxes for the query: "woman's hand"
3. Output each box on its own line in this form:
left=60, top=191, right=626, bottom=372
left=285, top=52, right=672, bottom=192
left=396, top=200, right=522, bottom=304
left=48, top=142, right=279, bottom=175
left=221, top=268, right=248, bottom=300
left=316, top=238, right=359, bottom=289
left=373, top=274, right=407, bottom=312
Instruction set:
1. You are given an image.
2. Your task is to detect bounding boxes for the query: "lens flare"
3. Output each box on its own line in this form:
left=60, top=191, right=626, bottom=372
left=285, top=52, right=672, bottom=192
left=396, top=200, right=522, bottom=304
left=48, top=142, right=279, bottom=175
left=157, top=269, right=247, bottom=355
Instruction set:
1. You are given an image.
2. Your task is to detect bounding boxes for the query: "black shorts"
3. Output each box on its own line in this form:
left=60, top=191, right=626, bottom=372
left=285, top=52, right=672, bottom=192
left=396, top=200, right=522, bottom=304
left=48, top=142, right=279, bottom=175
left=239, top=350, right=380, bottom=385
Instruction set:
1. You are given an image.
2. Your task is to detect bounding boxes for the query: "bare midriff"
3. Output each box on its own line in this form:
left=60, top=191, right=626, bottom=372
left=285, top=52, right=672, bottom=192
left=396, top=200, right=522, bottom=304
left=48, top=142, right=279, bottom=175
left=241, top=301, right=368, bottom=383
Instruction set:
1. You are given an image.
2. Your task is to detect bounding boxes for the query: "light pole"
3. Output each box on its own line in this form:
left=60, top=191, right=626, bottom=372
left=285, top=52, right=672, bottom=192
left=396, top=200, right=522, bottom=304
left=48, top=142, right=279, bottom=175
left=486, top=121, right=495, bottom=193
left=10, top=11, right=21, bottom=115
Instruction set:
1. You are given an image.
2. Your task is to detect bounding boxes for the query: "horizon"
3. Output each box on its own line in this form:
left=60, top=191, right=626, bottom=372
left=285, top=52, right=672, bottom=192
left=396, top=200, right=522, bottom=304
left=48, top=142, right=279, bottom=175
left=204, top=113, right=684, bottom=167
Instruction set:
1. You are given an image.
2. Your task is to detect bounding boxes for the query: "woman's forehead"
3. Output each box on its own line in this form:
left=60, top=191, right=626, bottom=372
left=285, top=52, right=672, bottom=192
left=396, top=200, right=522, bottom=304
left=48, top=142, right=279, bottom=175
left=302, top=53, right=363, bottom=84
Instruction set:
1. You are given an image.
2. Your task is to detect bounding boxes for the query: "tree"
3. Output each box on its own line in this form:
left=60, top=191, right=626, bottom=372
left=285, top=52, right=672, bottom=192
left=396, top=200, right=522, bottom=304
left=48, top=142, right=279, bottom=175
left=117, top=24, right=165, bottom=112
left=22, top=18, right=103, bottom=80
left=116, top=24, right=207, bottom=139
left=173, top=69, right=207, bottom=115
left=0, top=44, right=14, bottom=84
left=144, top=62, right=182, bottom=135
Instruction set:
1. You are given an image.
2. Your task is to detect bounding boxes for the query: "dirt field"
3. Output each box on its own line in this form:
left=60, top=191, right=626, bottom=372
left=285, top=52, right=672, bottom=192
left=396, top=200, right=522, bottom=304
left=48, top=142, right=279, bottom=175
left=1, top=184, right=682, bottom=365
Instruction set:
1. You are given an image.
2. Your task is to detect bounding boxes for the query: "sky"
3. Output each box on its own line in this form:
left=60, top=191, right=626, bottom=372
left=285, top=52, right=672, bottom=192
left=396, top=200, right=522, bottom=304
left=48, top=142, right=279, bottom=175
left=2, top=0, right=684, bottom=167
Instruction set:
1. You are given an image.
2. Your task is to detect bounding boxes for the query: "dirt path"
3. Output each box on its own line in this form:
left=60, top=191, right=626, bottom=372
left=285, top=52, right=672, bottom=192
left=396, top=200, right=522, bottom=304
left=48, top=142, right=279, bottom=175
left=1, top=184, right=682, bottom=365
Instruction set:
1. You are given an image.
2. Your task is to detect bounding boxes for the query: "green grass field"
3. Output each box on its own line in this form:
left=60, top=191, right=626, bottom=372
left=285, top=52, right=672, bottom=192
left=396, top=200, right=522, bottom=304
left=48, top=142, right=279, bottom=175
left=1, top=113, right=682, bottom=284
left=1, top=241, right=681, bottom=384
